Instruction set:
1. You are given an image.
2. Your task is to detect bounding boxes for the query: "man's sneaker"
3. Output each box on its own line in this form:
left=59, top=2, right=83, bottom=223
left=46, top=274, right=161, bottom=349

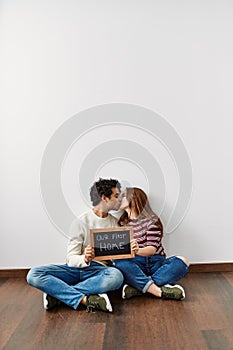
left=86, top=294, right=112, bottom=313
left=43, top=293, right=60, bottom=310
left=122, top=284, right=142, bottom=299
left=161, top=284, right=185, bottom=300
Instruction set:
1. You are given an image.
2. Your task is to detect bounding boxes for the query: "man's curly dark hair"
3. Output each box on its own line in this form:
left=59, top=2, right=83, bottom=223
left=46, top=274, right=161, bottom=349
left=90, top=178, right=121, bottom=206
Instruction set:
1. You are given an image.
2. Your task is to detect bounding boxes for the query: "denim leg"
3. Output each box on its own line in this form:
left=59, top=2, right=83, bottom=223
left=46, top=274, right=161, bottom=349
left=113, top=257, right=153, bottom=293
left=26, top=264, right=85, bottom=309
left=74, top=265, right=123, bottom=296
left=151, top=256, right=189, bottom=286
left=27, top=262, right=123, bottom=309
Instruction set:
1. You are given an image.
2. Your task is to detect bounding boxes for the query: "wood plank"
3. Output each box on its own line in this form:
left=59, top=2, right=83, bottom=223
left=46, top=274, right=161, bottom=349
left=0, top=279, right=40, bottom=349
left=2, top=282, right=106, bottom=350
left=222, top=272, right=233, bottom=287
left=4, top=315, right=106, bottom=350
left=182, top=273, right=230, bottom=330
left=102, top=300, right=208, bottom=350
left=0, top=277, right=8, bottom=287
left=1, top=272, right=233, bottom=350
left=201, top=329, right=233, bottom=350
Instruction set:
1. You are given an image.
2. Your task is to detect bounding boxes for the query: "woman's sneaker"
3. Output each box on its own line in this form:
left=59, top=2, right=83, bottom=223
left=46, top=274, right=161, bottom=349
left=161, top=284, right=186, bottom=300
left=86, top=294, right=112, bottom=313
left=122, top=284, right=142, bottom=299
left=43, top=293, right=60, bottom=310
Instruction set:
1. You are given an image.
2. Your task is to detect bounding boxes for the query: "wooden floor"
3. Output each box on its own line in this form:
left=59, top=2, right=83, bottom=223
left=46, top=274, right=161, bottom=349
left=1, top=272, right=233, bottom=350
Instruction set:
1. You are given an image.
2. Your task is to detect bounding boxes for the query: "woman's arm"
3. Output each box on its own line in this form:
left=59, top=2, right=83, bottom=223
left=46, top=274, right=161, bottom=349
left=131, top=239, right=156, bottom=256
left=137, top=246, right=156, bottom=256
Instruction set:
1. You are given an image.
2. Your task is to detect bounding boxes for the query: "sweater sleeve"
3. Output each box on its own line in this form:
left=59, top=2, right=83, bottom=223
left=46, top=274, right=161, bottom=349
left=146, top=218, right=163, bottom=249
left=66, top=218, right=90, bottom=268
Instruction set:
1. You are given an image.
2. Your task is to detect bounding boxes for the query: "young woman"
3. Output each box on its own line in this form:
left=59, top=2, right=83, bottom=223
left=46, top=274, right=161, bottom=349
left=113, top=187, right=189, bottom=301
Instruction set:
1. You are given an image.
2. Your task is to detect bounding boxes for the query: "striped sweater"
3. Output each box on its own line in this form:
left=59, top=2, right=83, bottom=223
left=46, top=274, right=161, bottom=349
left=128, top=216, right=166, bottom=256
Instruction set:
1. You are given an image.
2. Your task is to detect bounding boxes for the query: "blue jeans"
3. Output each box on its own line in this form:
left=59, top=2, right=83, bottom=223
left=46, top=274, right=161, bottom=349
left=113, top=255, right=189, bottom=293
left=26, top=262, right=123, bottom=309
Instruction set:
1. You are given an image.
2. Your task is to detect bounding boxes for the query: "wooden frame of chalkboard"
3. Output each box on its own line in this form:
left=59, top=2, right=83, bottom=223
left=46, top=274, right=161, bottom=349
left=90, top=226, right=135, bottom=261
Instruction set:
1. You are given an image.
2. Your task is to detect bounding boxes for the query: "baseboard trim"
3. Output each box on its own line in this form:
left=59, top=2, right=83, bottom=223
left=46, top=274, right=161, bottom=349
left=0, top=269, right=30, bottom=278
left=0, top=262, right=233, bottom=278
left=189, top=263, right=233, bottom=273
left=0, top=263, right=232, bottom=278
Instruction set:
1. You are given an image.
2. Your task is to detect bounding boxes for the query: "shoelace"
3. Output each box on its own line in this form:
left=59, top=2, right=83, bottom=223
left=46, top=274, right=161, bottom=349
left=86, top=305, right=95, bottom=312
left=86, top=302, right=101, bottom=313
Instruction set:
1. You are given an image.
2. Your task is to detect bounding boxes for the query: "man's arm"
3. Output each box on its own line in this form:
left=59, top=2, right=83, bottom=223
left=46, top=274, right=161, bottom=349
left=66, top=219, right=90, bottom=268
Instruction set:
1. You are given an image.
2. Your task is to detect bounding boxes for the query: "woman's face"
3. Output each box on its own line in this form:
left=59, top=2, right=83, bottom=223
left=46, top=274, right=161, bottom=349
left=120, top=191, right=129, bottom=210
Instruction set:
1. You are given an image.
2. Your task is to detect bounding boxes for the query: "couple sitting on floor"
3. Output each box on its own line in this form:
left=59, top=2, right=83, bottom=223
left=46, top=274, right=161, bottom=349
left=27, top=178, right=189, bottom=313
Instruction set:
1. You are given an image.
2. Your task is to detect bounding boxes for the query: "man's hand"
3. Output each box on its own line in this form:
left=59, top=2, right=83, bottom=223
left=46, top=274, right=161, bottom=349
left=84, top=245, right=95, bottom=264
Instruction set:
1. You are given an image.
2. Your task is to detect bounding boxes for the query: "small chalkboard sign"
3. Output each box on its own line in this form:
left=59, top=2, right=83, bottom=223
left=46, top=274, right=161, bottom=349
left=90, top=226, right=135, bottom=261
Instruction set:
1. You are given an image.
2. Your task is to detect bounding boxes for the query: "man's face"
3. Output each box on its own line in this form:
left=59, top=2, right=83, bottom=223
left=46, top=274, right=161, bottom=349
left=105, top=187, right=122, bottom=211
left=119, top=191, right=129, bottom=211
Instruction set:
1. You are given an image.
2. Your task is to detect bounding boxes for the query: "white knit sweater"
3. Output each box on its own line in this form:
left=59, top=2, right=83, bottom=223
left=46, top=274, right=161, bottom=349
left=66, top=210, right=118, bottom=268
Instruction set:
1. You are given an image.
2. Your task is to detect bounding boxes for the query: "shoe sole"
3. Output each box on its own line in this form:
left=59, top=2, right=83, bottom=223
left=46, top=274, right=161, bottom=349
left=43, top=293, right=59, bottom=310
left=98, top=293, right=113, bottom=312
left=165, top=284, right=186, bottom=300
left=122, top=285, right=128, bottom=300
left=43, top=293, right=49, bottom=309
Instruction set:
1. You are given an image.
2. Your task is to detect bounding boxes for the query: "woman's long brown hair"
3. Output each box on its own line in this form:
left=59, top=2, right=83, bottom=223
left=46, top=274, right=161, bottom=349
left=118, top=187, right=163, bottom=234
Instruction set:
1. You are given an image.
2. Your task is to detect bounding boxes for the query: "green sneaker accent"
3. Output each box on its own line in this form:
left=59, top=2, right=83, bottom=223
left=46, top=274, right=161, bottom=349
left=122, top=284, right=142, bottom=299
left=86, top=294, right=112, bottom=312
left=161, top=284, right=185, bottom=300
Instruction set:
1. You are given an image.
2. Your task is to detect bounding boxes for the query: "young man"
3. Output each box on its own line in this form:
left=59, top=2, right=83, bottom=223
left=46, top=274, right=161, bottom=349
left=27, top=178, right=123, bottom=312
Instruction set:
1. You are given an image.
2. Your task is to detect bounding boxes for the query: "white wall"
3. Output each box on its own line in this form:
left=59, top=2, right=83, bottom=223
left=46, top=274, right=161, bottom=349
left=1, top=0, right=233, bottom=268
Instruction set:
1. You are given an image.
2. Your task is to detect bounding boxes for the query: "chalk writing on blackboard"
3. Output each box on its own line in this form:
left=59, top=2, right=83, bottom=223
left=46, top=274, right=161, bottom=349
left=90, top=227, right=135, bottom=260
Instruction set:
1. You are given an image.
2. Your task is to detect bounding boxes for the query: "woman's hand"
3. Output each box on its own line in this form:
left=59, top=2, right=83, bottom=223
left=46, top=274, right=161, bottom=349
left=131, top=239, right=139, bottom=255
left=84, top=245, right=95, bottom=264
